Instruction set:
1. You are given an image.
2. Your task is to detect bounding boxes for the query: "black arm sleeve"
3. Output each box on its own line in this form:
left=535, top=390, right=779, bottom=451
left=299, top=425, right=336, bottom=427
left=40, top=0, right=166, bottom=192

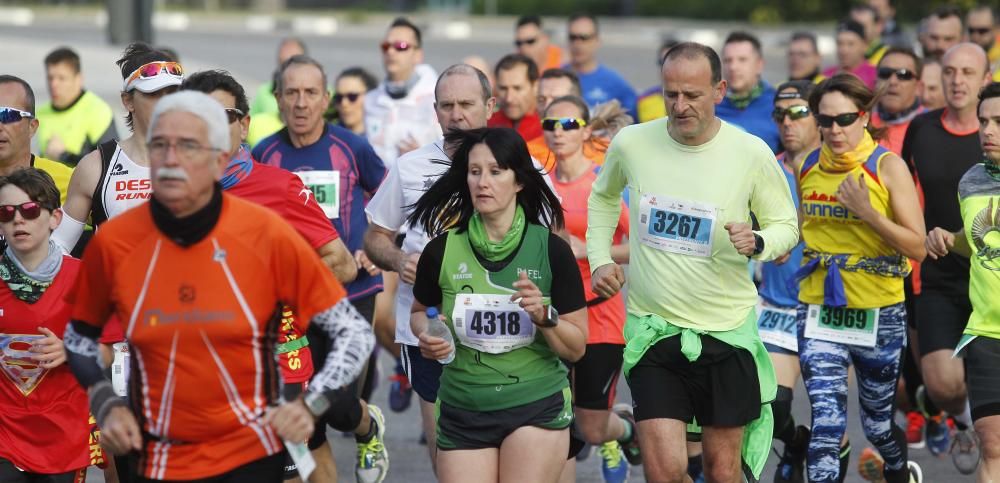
left=547, top=233, right=587, bottom=314
left=412, top=234, right=446, bottom=308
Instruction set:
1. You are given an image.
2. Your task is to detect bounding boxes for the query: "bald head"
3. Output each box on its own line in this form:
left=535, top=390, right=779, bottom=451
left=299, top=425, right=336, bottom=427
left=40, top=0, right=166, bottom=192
left=943, top=42, right=990, bottom=76
left=941, top=42, right=992, bottom=112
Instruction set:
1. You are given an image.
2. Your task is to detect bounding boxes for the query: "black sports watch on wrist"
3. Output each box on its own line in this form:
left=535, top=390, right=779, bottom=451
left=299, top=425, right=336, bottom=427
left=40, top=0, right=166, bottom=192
left=539, top=305, right=559, bottom=328
left=752, top=233, right=765, bottom=256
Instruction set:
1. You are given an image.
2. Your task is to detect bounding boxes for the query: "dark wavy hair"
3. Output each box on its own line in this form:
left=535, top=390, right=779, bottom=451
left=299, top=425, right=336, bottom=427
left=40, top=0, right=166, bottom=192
left=407, top=127, right=563, bottom=237
left=116, top=42, right=176, bottom=131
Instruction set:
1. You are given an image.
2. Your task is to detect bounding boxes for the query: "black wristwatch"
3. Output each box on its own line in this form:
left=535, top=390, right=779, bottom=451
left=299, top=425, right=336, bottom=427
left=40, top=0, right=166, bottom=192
left=303, top=391, right=331, bottom=419
left=538, top=305, right=559, bottom=328
left=752, top=233, right=765, bottom=256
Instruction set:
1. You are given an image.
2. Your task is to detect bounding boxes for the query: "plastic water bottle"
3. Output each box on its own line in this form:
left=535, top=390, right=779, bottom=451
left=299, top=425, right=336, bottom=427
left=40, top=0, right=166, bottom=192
left=425, top=307, right=455, bottom=364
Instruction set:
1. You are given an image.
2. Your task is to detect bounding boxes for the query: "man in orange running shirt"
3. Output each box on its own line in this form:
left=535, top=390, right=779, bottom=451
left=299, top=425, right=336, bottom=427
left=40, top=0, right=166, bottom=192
left=64, top=91, right=374, bottom=482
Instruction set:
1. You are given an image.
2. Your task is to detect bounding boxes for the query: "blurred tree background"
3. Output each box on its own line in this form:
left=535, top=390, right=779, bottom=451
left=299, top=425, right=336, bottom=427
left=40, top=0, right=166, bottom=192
left=465, top=0, right=982, bottom=22
left=22, top=0, right=986, bottom=23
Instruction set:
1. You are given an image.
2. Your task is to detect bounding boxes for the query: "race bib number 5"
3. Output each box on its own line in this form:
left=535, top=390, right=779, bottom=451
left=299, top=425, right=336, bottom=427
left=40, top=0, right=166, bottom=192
left=804, top=305, right=880, bottom=347
left=295, top=170, right=341, bottom=219
left=452, top=294, right=536, bottom=354
left=638, top=194, right=717, bottom=257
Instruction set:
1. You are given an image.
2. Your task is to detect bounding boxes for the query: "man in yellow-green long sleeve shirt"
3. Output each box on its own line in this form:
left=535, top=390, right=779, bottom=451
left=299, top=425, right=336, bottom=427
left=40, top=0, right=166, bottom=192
left=586, top=42, right=799, bottom=482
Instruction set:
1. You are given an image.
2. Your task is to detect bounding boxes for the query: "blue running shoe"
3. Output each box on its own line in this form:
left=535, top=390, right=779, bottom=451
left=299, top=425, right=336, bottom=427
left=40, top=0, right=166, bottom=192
left=925, top=414, right=951, bottom=457
left=599, top=441, right=629, bottom=483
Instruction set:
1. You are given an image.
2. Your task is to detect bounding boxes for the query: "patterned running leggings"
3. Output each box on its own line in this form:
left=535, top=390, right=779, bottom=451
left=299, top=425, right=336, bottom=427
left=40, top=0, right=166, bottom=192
left=796, top=302, right=908, bottom=483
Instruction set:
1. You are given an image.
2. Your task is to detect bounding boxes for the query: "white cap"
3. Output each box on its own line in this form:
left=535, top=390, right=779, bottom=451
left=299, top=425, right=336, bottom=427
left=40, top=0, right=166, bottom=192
left=125, top=74, right=183, bottom=93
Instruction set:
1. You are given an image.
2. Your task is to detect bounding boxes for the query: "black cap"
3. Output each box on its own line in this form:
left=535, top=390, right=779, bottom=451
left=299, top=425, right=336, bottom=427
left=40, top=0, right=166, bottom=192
left=775, top=80, right=815, bottom=103
left=836, top=19, right=866, bottom=41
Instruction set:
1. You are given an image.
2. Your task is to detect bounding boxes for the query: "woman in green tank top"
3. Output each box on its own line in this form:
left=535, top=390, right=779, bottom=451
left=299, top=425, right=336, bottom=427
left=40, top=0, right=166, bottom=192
left=407, top=128, right=589, bottom=483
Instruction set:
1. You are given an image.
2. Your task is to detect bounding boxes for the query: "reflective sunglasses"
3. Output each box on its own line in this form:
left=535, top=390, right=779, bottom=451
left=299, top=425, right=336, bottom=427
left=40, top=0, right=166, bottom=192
left=568, top=33, right=596, bottom=42
left=333, top=92, right=362, bottom=104
left=0, top=107, right=33, bottom=124
left=816, top=111, right=865, bottom=128
left=969, top=27, right=992, bottom=36
left=514, top=37, right=538, bottom=47
left=0, top=202, right=43, bottom=223
left=771, top=105, right=811, bottom=123
left=123, top=61, right=183, bottom=87
left=542, top=117, right=587, bottom=131
left=877, top=67, right=917, bottom=81
left=380, top=41, right=416, bottom=53
left=224, top=108, right=244, bottom=124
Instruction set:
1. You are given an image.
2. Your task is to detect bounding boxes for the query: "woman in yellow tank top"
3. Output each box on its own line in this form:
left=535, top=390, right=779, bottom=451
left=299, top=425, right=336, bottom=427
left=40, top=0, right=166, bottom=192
left=794, top=74, right=927, bottom=483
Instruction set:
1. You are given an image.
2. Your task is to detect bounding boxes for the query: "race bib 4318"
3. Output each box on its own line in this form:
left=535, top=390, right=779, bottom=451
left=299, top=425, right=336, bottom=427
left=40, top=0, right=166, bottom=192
left=452, top=294, right=536, bottom=354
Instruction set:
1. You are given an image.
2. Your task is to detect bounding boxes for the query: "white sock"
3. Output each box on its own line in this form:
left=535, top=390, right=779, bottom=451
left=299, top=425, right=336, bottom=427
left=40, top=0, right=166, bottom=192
left=953, top=401, right=973, bottom=429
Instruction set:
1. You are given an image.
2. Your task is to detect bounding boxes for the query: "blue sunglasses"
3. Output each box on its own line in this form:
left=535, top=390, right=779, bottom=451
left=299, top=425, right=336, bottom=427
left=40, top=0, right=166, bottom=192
left=0, top=107, right=33, bottom=124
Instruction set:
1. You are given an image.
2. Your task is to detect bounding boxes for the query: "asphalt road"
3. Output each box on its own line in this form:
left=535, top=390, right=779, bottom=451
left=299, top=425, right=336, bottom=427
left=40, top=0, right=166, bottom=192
left=1, top=9, right=972, bottom=483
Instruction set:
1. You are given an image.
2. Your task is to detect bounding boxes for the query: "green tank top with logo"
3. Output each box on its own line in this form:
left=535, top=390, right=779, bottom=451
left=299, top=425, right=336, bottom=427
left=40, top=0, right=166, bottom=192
left=437, top=223, right=568, bottom=411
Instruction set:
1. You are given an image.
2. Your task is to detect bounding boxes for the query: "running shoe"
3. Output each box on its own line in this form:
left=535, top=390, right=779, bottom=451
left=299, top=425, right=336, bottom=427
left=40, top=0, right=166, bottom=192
left=599, top=441, right=629, bottom=483
left=925, top=413, right=951, bottom=457
left=950, top=428, right=981, bottom=474
left=612, top=403, right=642, bottom=465
left=858, top=448, right=923, bottom=483
left=356, top=405, right=389, bottom=483
left=576, top=441, right=593, bottom=461
left=388, top=372, right=413, bottom=413
left=773, top=425, right=808, bottom=483
left=857, top=447, right=885, bottom=482
left=905, top=411, right=926, bottom=449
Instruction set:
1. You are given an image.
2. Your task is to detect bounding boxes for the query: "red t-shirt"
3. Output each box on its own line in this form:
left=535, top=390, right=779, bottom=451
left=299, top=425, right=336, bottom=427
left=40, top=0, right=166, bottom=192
left=549, top=166, right=629, bottom=344
left=227, top=162, right=340, bottom=383
left=0, top=256, right=92, bottom=473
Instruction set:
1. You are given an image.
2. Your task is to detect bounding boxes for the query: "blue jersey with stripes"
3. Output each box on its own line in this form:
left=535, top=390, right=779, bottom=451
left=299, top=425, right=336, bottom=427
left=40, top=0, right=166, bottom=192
left=253, top=124, right=387, bottom=300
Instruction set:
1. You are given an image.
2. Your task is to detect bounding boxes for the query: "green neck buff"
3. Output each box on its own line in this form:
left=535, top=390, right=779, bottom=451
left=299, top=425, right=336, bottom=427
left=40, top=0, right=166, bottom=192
left=727, top=81, right=764, bottom=110
left=986, top=159, right=1000, bottom=182
left=468, top=204, right=526, bottom=261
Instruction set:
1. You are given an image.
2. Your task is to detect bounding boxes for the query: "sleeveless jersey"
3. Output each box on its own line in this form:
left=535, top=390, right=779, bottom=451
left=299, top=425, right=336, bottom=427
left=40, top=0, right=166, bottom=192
left=92, top=140, right=151, bottom=227
left=799, top=145, right=903, bottom=308
left=0, top=257, right=92, bottom=474
left=437, top=224, right=568, bottom=411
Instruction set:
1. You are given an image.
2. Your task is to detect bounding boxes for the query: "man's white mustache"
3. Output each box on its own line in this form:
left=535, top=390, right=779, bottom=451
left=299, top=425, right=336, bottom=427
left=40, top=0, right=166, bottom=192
left=155, top=167, right=190, bottom=182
